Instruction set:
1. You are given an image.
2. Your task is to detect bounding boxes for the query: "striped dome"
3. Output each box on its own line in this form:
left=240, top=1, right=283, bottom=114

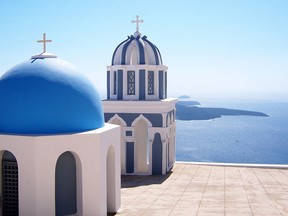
left=111, top=32, right=163, bottom=66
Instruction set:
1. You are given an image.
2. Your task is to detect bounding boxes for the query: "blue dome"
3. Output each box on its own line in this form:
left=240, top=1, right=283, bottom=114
left=0, top=58, right=104, bottom=135
left=111, top=33, right=163, bottom=66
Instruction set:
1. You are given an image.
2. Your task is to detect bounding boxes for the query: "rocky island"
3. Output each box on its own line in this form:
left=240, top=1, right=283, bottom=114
left=176, top=97, right=269, bottom=121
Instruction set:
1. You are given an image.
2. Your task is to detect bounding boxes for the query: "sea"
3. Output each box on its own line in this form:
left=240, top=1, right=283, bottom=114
left=176, top=100, right=288, bottom=164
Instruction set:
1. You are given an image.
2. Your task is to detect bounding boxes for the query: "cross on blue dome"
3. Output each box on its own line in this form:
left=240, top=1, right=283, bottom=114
left=0, top=48, right=104, bottom=135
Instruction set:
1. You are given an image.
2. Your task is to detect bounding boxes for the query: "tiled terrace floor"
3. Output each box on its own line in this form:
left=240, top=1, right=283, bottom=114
left=115, top=163, right=288, bottom=216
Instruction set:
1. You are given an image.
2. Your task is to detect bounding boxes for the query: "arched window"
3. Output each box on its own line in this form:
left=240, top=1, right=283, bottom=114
left=127, top=71, right=135, bottom=95
left=55, top=152, right=77, bottom=216
left=148, top=71, right=154, bottom=95
left=1, top=151, right=19, bottom=216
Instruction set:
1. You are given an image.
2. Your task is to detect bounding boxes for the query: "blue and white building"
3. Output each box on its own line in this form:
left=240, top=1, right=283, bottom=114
left=0, top=34, right=121, bottom=216
left=103, top=16, right=178, bottom=175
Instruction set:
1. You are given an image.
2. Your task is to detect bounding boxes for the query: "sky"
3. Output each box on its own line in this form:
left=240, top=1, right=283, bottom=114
left=0, top=0, right=287, bottom=101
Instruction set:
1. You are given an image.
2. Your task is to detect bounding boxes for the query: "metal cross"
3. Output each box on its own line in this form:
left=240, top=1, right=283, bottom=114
left=131, top=15, right=144, bottom=32
left=37, top=33, right=52, bottom=53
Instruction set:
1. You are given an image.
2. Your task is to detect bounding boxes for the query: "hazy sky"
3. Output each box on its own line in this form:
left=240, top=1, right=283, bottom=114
left=1, top=0, right=287, bottom=100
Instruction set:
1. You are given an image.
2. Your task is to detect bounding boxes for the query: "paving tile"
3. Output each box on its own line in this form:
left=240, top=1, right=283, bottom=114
left=169, top=206, right=198, bottom=216
left=142, top=204, right=173, bottom=216
left=199, top=200, right=224, bottom=208
left=273, top=200, right=288, bottom=215
left=197, top=213, right=224, bottom=216
left=225, top=207, right=252, bottom=215
left=131, top=196, right=157, bottom=205
left=176, top=199, right=200, bottom=206
left=250, top=203, right=280, bottom=215
left=197, top=206, right=225, bottom=214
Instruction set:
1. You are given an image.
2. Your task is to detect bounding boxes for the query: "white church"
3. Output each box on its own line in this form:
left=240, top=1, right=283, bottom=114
left=0, top=34, right=121, bottom=215
left=0, top=16, right=177, bottom=216
left=103, top=16, right=178, bottom=175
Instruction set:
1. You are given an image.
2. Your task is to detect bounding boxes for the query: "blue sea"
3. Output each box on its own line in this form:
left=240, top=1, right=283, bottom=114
left=176, top=100, right=288, bottom=164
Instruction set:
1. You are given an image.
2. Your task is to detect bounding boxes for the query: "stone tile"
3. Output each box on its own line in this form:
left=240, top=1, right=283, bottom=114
left=197, top=206, right=225, bottom=214
left=131, top=196, right=157, bottom=205
left=176, top=199, right=200, bottom=206
left=145, top=188, right=166, bottom=195
left=197, top=213, right=224, bottom=216
left=205, top=185, right=224, bottom=191
left=225, top=196, right=248, bottom=203
left=225, top=207, right=252, bottom=215
left=199, top=200, right=224, bottom=208
left=225, top=201, right=250, bottom=209
left=142, top=204, right=173, bottom=216
left=169, top=206, right=198, bottom=216
left=274, top=200, right=288, bottom=215
left=246, top=194, right=272, bottom=203
left=250, top=203, right=280, bottom=214
left=153, top=197, right=178, bottom=206
left=187, top=183, right=206, bottom=189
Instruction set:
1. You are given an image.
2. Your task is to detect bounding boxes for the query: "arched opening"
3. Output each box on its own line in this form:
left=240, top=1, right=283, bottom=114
left=106, top=146, right=116, bottom=213
left=110, top=116, right=126, bottom=173
left=152, top=133, right=163, bottom=175
left=1, top=150, right=19, bottom=216
left=130, top=43, right=138, bottom=65
left=134, top=118, right=149, bottom=173
left=55, top=151, right=77, bottom=216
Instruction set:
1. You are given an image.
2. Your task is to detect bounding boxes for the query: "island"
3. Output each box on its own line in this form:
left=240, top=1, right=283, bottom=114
left=176, top=99, right=269, bottom=121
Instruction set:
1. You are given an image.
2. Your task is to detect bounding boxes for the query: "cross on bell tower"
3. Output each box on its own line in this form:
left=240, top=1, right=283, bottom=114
left=131, top=15, right=144, bottom=32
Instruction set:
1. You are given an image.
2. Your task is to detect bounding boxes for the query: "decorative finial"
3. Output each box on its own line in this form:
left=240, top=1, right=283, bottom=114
left=31, top=33, right=57, bottom=59
left=131, top=15, right=144, bottom=32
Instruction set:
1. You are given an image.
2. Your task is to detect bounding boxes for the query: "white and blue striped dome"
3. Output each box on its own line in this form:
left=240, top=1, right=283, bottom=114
left=111, top=32, right=163, bottom=66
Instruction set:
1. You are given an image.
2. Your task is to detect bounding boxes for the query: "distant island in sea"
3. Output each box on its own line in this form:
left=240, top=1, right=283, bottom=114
left=176, top=95, right=269, bottom=120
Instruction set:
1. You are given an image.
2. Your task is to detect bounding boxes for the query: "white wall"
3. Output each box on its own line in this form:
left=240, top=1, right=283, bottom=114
left=0, top=123, right=121, bottom=216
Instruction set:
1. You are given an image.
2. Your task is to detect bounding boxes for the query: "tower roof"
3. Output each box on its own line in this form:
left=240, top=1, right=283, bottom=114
left=111, top=34, right=163, bottom=66
left=111, top=16, right=163, bottom=66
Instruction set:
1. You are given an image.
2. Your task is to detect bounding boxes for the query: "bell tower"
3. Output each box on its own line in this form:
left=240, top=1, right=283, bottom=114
left=103, top=16, right=178, bottom=175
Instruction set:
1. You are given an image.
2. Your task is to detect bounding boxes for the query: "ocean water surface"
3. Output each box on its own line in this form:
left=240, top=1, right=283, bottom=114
left=176, top=101, right=288, bottom=164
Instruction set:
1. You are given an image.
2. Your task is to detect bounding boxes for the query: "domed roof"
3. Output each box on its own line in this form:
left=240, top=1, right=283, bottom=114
left=111, top=32, right=163, bottom=66
left=0, top=57, right=104, bottom=135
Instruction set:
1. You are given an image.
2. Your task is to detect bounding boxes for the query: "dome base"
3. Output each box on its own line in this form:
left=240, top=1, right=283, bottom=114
left=31, top=52, right=57, bottom=59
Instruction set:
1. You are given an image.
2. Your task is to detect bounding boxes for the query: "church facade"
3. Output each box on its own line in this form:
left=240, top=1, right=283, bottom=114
left=103, top=16, right=178, bottom=175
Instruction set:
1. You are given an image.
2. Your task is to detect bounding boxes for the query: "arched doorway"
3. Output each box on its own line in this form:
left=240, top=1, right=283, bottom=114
left=152, top=133, right=163, bottom=175
left=134, top=118, right=149, bottom=173
left=1, top=151, right=19, bottom=216
left=55, top=151, right=77, bottom=216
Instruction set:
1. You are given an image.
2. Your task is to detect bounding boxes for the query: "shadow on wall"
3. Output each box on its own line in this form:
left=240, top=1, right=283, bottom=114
left=121, top=171, right=172, bottom=188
